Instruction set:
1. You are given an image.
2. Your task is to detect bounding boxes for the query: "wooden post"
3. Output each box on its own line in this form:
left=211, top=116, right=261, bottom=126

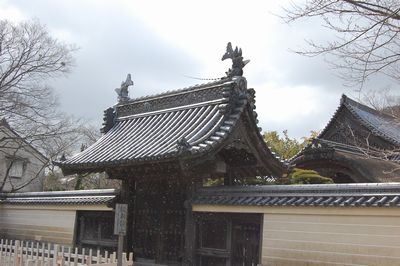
left=53, top=244, right=59, bottom=266
left=60, top=246, right=65, bottom=266
left=73, top=247, right=78, bottom=266
left=67, top=247, right=71, bottom=264
left=35, top=243, right=39, bottom=261
left=121, top=178, right=135, bottom=255
left=114, top=203, right=128, bottom=266
left=82, top=248, right=86, bottom=265
left=183, top=199, right=195, bottom=266
left=183, top=175, right=202, bottom=265
left=47, top=243, right=51, bottom=264
left=0, top=239, right=3, bottom=262
left=96, top=249, right=100, bottom=264
left=104, top=251, right=108, bottom=263
left=14, top=240, right=20, bottom=266
left=88, top=248, right=92, bottom=265
left=30, top=242, right=34, bottom=260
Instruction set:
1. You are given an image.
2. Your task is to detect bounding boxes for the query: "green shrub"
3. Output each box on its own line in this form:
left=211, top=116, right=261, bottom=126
left=288, top=168, right=333, bottom=184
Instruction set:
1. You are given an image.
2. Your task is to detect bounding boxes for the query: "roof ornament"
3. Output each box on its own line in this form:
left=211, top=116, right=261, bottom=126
left=176, top=137, right=191, bottom=154
left=115, top=74, right=133, bottom=102
left=221, top=42, right=250, bottom=78
left=101, top=107, right=116, bottom=134
left=59, top=153, right=66, bottom=161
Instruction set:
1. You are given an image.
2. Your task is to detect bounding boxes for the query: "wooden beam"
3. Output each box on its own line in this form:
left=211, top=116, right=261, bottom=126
left=181, top=165, right=203, bottom=265
left=116, top=178, right=136, bottom=255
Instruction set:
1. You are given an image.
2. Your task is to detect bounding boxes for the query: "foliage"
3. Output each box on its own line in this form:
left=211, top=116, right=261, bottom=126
left=234, top=176, right=276, bottom=185
left=283, top=1, right=400, bottom=87
left=262, top=130, right=332, bottom=185
left=278, top=168, right=334, bottom=185
left=263, top=130, right=318, bottom=160
left=203, top=177, right=224, bottom=187
left=202, top=176, right=276, bottom=187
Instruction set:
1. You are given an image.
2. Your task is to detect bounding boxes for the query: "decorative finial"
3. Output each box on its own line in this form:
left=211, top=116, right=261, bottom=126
left=101, top=107, right=116, bottom=134
left=115, top=74, right=133, bottom=102
left=176, top=137, right=191, bottom=154
left=221, top=42, right=250, bottom=78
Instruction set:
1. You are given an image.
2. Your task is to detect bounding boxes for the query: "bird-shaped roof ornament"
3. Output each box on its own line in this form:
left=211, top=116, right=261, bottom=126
left=115, top=74, right=133, bottom=102
left=222, top=42, right=250, bottom=78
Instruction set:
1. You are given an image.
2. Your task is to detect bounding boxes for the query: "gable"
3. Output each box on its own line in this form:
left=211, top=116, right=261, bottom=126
left=319, top=95, right=399, bottom=150
left=0, top=120, right=47, bottom=164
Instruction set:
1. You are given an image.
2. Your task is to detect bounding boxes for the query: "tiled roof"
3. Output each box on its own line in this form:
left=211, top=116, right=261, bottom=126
left=193, top=183, right=400, bottom=207
left=320, top=95, right=400, bottom=146
left=302, top=138, right=381, bottom=158
left=0, top=189, right=116, bottom=205
left=290, top=138, right=400, bottom=183
left=57, top=77, right=284, bottom=175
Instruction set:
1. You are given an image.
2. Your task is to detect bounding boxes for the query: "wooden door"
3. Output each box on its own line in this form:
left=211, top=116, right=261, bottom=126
left=231, top=218, right=261, bottom=266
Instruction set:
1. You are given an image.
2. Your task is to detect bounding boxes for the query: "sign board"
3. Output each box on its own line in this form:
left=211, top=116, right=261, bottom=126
left=114, top=203, right=128, bottom=235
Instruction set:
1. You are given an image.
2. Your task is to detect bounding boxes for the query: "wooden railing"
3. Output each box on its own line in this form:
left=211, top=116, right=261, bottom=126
left=0, top=239, right=134, bottom=266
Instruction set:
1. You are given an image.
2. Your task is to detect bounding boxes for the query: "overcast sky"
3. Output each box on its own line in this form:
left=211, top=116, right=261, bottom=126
left=1, top=0, right=397, bottom=139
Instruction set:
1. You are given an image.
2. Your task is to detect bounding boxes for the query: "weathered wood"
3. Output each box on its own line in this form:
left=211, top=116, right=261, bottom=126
left=0, top=239, right=134, bottom=266
left=119, top=178, right=135, bottom=255
left=182, top=173, right=203, bottom=265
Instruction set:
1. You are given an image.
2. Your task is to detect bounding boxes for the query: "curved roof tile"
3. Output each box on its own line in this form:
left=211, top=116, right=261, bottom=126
left=343, top=96, right=400, bottom=145
left=57, top=77, right=285, bottom=175
left=193, top=183, right=400, bottom=208
left=0, top=189, right=116, bottom=205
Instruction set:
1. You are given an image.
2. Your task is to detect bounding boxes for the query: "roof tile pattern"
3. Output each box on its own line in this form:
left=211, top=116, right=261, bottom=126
left=344, top=96, right=400, bottom=145
left=67, top=100, right=229, bottom=166
left=57, top=77, right=284, bottom=174
left=193, top=183, right=400, bottom=208
left=0, top=189, right=116, bottom=205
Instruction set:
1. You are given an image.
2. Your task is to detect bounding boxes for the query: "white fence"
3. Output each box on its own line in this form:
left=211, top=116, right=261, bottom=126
left=0, top=239, right=134, bottom=266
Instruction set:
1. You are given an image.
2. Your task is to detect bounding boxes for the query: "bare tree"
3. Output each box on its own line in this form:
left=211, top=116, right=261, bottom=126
left=362, top=87, right=400, bottom=116
left=0, top=19, right=80, bottom=192
left=283, top=1, right=400, bottom=88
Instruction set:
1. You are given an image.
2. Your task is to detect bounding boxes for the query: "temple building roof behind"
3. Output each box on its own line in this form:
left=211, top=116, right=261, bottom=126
left=291, top=95, right=400, bottom=183
left=320, top=94, right=400, bottom=146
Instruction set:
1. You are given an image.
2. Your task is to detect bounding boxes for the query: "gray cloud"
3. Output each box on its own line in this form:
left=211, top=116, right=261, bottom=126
left=11, top=0, right=202, bottom=127
left=5, top=0, right=397, bottom=139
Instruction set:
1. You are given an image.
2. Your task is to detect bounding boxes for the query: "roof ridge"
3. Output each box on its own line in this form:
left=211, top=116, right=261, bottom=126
left=343, top=94, right=397, bottom=120
left=114, top=79, right=234, bottom=119
left=123, top=78, right=230, bottom=105
left=198, top=182, right=400, bottom=194
left=1, top=189, right=116, bottom=198
left=117, top=98, right=229, bottom=121
left=343, top=95, right=400, bottom=145
left=194, top=183, right=400, bottom=208
left=0, top=118, right=47, bottom=163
